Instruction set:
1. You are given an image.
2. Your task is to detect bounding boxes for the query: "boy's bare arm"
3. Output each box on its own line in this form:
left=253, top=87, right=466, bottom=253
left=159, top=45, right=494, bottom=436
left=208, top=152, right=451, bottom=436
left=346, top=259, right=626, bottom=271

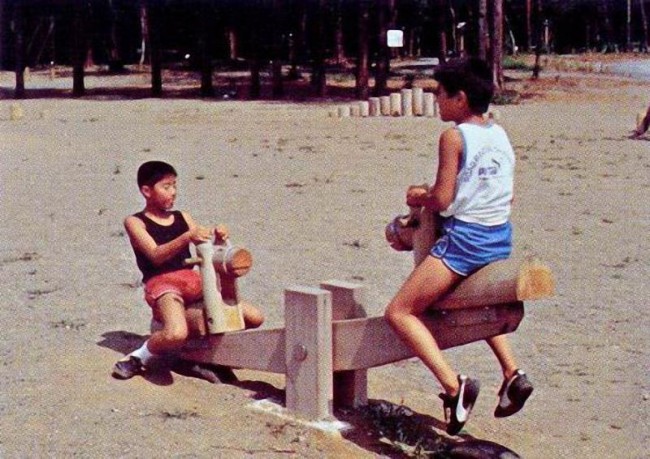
left=124, top=213, right=212, bottom=267
left=406, top=128, right=462, bottom=211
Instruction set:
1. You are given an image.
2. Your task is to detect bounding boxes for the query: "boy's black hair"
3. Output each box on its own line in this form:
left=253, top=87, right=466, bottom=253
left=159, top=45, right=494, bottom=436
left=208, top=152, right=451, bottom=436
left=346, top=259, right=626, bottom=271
left=433, top=57, right=494, bottom=114
left=137, top=161, right=177, bottom=188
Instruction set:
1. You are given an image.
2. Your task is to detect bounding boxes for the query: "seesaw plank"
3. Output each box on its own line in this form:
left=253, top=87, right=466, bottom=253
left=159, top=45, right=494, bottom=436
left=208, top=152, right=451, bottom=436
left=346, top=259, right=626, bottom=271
left=181, top=327, right=286, bottom=373
left=332, top=302, right=524, bottom=371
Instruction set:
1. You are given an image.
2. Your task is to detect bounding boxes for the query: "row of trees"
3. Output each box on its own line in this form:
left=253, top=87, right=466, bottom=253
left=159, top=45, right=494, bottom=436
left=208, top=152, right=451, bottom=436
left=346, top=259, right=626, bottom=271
left=2, top=0, right=649, bottom=98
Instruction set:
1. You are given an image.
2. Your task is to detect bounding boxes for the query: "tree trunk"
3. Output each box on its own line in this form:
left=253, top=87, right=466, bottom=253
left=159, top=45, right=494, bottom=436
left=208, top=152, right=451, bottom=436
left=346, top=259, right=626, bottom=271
left=198, top=2, right=213, bottom=97
left=356, top=0, right=370, bottom=100
left=626, top=0, right=632, bottom=52
left=226, top=27, right=237, bottom=60
left=72, top=0, right=87, bottom=97
left=334, top=0, right=346, bottom=65
left=147, top=0, right=162, bottom=97
left=374, top=0, right=394, bottom=96
left=490, top=0, right=503, bottom=90
left=598, top=0, right=614, bottom=51
left=311, top=0, right=327, bottom=96
left=640, top=0, right=649, bottom=52
left=532, top=0, right=543, bottom=79
left=139, top=1, right=149, bottom=66
left=525, top=0, right=532, bottom=51
left=107, top=0, right=124, bottom=72
left=433, top=0, right=447, bottom=63
left=271, top=0, right=284, bottom=98
left=288, top=0, right=306, bottom=80
left=13, top=2, right=25, bottom=99
left=478, top=0, right=488, bottom=61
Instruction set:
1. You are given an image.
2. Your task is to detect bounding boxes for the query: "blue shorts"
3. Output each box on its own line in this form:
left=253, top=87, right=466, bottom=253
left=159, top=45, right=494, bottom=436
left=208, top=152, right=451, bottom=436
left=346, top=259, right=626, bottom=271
left=430, top=217, right=512, bottom=276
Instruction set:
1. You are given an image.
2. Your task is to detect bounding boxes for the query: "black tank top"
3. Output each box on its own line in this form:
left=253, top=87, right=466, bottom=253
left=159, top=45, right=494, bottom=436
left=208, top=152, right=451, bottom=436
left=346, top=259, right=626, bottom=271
left=133, top=211, right=191, bottom=283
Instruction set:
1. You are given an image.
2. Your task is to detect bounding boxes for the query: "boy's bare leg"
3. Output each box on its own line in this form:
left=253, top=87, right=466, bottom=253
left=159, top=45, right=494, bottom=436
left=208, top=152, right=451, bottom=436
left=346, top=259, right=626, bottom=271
left=185, top=303, right=207, bottom=338
left=147, top=293, right=190, bottom=354
left=385, top=256, right=463, bottom=395
left=486, top=334, right=518, bottom=380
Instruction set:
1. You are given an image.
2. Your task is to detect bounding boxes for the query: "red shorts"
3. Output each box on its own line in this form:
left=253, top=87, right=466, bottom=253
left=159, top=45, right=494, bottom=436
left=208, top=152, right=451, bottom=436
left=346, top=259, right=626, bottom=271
left=144, top=269, right=203, bottom=308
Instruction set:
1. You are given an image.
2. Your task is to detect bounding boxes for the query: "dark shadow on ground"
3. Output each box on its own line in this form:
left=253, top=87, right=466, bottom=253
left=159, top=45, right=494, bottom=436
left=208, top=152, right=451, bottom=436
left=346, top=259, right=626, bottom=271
left=336, top=399, right=521, bottom=458
left=97, top=330, right=284, bottom=398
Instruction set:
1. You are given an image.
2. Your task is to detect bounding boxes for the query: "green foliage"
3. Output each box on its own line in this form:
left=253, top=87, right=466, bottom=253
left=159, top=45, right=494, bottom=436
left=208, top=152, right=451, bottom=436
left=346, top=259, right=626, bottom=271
left=503, top=56, right=533, bottom=71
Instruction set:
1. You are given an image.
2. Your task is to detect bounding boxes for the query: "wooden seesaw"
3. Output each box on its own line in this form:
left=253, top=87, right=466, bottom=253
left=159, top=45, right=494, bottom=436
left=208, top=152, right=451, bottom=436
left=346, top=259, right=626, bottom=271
left=180, top=209, right=555, bottom=421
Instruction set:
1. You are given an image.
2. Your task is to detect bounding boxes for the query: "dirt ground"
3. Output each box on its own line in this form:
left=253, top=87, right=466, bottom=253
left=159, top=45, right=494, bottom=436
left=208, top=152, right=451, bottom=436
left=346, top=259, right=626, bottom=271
left=0, top=57, right=649, bottom=458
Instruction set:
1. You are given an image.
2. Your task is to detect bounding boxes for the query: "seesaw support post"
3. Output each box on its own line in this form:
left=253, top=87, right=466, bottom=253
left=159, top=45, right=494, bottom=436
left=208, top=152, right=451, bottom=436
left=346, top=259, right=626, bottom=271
left=320, top=280, right=369, bottom=409
left=284, top=287, right=333, bottom=420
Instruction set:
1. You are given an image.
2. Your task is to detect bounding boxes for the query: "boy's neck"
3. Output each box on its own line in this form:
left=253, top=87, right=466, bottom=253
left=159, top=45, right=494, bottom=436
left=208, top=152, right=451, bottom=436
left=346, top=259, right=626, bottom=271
left=457, top=113, right=487, bottom=126
left=143, top=205, right=173, bottom=220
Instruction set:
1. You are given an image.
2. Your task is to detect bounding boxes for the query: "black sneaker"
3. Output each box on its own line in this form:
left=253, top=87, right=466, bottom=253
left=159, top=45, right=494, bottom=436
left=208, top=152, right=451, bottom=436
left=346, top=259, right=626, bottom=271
left=112, top=356, right=144, bottom=380
left=494, top=369, right=533, bottom=418
left=439, top=374, right=481, bottom=435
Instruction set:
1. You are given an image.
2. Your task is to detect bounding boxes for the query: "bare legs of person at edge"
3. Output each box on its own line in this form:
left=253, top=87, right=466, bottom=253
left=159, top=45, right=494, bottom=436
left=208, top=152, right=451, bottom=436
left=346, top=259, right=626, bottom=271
left=384, top=255, right=522, bottom=434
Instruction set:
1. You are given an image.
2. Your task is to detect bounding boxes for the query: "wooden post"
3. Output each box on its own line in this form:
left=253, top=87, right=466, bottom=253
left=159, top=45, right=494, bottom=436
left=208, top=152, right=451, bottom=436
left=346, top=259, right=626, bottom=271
left=195, top=242, right=244, bottom=334
left=321, top=280, right=368, bottom=409
left=412, top=205, right=438, bottom=266
left=423, top=92, right=436, bottom=117
left=285, top=287, right=333, bottom=420
left=401, top=89, right=413, bottom=116
left=380, top=96, right=391, bottom=116
left=369, top=97, right=381, bottom=116
left=337, top=105, right=351, bottom=117
left=358, top=101, right=370, bottom=117
left=413, top=87, right=424, bottom=116
left=389, top=93, right=402, bottom=116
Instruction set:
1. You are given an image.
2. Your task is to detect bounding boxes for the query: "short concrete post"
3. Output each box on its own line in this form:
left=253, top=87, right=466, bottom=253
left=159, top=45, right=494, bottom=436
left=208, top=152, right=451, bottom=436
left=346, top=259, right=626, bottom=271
left=350, top=104, right=361, bottom=117
left=390, top=93, right=402, bottom=116
left=369, top=97, right=381, bottom=116
left=284, top=287, right=333, bottom=420
left=359, top=101, right=369, bottom=117
left=423, top=92, right=436, bottom=117
left=401, top=89, right=413, bottom=116
left=320, top=280, right=368, bottom=409
left=380, top=96, right=391, bottom=116
left=413, top=87, right=424, bottom=116
left=337, top=105, right=351, bottom=118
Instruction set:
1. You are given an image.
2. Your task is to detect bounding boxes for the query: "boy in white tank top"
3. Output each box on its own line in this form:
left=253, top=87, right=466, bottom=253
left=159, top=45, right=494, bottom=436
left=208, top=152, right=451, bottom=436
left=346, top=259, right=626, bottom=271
left=384, top=58, right=533, bottom=435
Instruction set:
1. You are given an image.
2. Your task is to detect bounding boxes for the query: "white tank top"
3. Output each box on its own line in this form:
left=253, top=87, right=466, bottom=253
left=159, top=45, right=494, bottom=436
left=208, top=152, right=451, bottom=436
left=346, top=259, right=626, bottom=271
left=440, top=122, right=515, bottom=225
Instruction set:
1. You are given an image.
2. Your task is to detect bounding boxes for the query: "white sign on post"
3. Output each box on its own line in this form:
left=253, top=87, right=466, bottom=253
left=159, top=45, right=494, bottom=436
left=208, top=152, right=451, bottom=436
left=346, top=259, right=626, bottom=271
left=387, top=29, right=404, bottom=48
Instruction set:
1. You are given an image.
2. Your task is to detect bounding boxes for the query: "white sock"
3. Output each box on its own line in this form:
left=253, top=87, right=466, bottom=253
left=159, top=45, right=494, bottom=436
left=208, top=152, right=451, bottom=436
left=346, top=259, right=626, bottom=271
left=129, top=341, right=155, bottom=365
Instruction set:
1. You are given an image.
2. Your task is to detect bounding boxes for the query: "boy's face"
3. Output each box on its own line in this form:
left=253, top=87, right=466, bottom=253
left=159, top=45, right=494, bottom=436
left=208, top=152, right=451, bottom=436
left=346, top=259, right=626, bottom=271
left=142, top=174, right=177, bottom=210
left=434, top=85, right=465, bottom=122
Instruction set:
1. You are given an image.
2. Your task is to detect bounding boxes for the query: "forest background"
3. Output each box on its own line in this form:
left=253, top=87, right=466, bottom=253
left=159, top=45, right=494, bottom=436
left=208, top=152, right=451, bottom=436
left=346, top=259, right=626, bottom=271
left=1, top=0, right=650, bottom=101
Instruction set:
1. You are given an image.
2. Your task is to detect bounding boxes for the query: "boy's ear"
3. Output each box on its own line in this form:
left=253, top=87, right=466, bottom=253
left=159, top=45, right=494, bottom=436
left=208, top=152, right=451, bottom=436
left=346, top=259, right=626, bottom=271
left=141, top=185, right=152, bottom=198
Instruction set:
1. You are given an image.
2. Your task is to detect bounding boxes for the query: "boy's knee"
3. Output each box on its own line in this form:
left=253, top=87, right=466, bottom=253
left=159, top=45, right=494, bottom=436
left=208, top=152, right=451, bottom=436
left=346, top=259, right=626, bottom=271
left=384, top=305, right=400, bottom=328
left=161, top=323, right=189, bottom=345
left=243, top=305, right=264, bottom=329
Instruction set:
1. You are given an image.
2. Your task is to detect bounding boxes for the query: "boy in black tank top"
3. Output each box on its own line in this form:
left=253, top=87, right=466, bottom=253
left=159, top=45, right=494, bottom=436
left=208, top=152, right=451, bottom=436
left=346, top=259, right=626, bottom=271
left=112, top=161, right=264, bottom=380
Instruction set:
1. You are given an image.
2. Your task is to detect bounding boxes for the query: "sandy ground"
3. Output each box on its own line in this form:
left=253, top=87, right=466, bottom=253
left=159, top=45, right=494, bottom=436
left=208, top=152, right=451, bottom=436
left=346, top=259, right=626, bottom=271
left=0, top=63, right=649, bottom=458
